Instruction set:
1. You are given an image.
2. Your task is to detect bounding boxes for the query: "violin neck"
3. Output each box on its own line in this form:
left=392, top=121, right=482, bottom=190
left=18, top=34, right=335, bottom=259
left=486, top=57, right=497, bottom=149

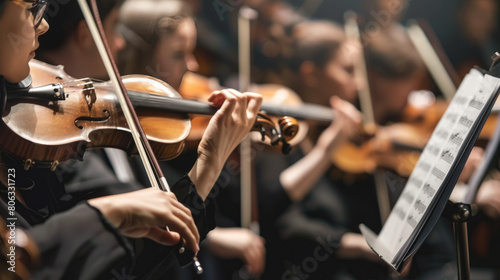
left=129, top=90, right=218, bottom=115
left=260, top=102, right=334, bottom=123
left=130, top=91, right=335, bottom=123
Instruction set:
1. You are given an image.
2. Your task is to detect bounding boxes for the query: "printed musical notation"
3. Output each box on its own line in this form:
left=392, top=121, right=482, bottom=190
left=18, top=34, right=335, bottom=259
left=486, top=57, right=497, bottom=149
left=407, top=215, right=418, bottom=228
left=423, top=184, right=436, bottom=198
left=449, top=132, right=464, bottom=146
left=360, top=68, right=500, bottom=271
left=431, top=166, right=446, bottom=180
left=414, top=199, right=427, bottom=214
left=440, top=150, right=454, bottom=164
left=459, top=116, right=474, bottom=128
left=469, top=97, right=485, bottom=110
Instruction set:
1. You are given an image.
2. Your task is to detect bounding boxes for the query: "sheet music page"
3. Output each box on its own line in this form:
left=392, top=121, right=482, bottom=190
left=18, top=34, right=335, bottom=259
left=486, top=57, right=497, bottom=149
left=373, top=68, right=500, bottom=267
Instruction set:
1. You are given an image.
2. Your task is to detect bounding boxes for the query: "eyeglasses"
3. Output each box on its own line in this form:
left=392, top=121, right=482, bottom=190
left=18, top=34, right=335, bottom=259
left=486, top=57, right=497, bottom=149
left=9, top=0, right=47, bottom=29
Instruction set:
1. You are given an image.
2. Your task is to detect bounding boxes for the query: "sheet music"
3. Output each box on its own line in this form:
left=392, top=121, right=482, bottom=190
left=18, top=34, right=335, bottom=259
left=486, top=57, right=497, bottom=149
left=361, top=68, right=500, bottom=270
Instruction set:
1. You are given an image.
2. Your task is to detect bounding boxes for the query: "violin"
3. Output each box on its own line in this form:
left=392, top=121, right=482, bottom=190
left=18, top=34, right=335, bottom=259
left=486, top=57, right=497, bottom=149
left=333, top=91, right=500, bottom=178
left=332, top=91, right=499, bottom=178
left=401, top=90, right=500, bottom=144
left=331, top=121, right=428, bottom=178
left=179, top=71, right=320, bottom=147
left=0, top=60, right=300, bottom=171
left=179, top=71, right=431, bottom=178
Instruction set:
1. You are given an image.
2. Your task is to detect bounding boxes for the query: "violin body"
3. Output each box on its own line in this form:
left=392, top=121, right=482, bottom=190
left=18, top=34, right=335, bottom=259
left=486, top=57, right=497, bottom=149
left=0, top=60, right=190, bottom=169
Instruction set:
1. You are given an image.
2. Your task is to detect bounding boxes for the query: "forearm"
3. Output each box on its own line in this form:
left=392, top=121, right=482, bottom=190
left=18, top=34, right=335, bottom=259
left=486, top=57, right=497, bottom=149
left=280, top=148, right=332, bottom=201
left=280, top=126, right=345, bottom=201
left=188, top=153, right=223, bottom=201
left=336, top=232, right=380, bottom=262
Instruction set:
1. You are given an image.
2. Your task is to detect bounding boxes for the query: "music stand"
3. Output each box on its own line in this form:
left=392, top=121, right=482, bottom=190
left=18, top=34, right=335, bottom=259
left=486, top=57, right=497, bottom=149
left=441, top=53, right=500, bottom=280
left=360, top=53, right=500, bottom=279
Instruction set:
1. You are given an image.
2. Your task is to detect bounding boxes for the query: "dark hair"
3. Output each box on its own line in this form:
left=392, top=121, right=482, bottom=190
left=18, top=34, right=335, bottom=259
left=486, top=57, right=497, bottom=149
left=284, top=20, right=346, bottom=73
left=117, top=0, right=193, bottom=74
left=120, top=14, right=194, bottom=75
left=38, top=0, right=123, bottom=51
left=146, top=15, right=193, bottom=49
left=365, top=27, right=421, bottom=79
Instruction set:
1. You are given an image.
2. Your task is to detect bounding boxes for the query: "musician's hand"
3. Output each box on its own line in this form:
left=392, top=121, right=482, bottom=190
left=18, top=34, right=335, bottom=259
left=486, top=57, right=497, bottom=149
left=316, top=96, right=362, bottom=153
left=207, top=227, right=266, bottom=276
left=336, top=233, right=381, bottom=263
left=458, top=146, right=483, bottom=183
left=88, top=188, right=200, bottom=253
left=189, top=89, right=262, bottom=200
left=476, top=179, right=500, bottom=219
left=279, top=96, right=361, bottom=201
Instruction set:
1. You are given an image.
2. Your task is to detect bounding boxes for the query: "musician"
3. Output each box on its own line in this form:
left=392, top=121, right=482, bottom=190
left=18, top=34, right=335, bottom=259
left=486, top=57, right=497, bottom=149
left=264, top=19, right=385, bottom=279
left=117, top=4, right=368, bottom=279
left=263, top=19, right=458, bottom=279
left=118, top=4, right=268, bottom=277
left=0, top=0, right=262, bottom=279
left=364, top=25, right=429, bottom=125
left=36, top=0, right=125, bottom=80
left=118, top=4, right=198, bottom=91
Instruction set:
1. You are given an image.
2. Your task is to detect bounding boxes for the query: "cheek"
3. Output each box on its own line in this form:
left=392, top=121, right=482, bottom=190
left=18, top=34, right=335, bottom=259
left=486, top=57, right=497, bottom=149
left=0, top=4, right=36, bottom=82
left=170, top=63, right=186, bottom=89
left=326, top=69, right=357, bottom=102
left=156, top=59, right=182, bottom=88
left=387, top=85, right=411, bottom=110
left=157, top=56, right=175, bottom=74
left=0, top=28, right=33, bottom=82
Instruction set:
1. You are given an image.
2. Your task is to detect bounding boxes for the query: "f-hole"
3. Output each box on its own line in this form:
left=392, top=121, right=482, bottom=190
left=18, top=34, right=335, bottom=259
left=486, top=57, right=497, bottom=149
left=74, top=109, right=111, bottom=129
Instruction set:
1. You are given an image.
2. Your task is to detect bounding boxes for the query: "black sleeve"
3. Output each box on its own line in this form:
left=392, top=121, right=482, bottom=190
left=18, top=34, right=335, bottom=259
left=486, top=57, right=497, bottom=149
left=20, top=173, right=214, bottom=280
left=171, top=175, right=216, bottom=241
left=125, top=175, right=217, bottom=279
left=277, top=204, right=348, bottom=248
left=276, top=177, right=350, bottom=249
left=30, top=203, right=133, bottom=280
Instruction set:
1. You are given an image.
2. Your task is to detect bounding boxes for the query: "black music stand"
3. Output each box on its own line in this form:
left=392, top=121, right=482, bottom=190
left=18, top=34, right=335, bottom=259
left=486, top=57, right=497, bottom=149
left=442, top=201, right=474, bottom=280
left=443, top=53, right=500, bottom=280
left=360, top=53, right=500, bottom=278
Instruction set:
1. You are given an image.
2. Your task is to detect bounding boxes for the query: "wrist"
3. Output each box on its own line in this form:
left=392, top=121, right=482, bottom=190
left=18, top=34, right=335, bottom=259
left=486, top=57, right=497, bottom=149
left=87, top=197, right=122, bottom=229
left=188, top=154, right=222, bottom=200
left=316, top=124, right=346, bottom=154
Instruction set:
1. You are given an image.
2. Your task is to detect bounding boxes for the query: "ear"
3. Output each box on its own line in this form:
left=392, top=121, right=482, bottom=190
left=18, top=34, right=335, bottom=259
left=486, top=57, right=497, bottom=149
left=74, top=20, right=94, bottom=50
left=299, top=61, right=319, bottom=88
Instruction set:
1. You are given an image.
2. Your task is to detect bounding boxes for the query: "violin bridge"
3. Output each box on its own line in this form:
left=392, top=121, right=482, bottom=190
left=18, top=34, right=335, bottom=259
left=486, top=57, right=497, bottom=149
left=61, top=78, right=96, bottom=110
left=68, top=78, right=97, bottom=110
left=82, top=79, right=96, bottom=110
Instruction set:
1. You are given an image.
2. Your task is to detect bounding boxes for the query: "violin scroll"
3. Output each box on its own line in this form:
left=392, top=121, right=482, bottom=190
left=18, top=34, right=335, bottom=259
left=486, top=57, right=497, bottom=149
left=252, top=113, right=298, bottom=155
left=279, top=116, right=299, bottom=143
left=278, top=116, right=299, bottom=154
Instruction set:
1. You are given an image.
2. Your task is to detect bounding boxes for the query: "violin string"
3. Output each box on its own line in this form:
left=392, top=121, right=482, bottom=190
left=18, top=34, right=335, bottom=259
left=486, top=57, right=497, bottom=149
left=77, top=0, right=165, bottom=190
